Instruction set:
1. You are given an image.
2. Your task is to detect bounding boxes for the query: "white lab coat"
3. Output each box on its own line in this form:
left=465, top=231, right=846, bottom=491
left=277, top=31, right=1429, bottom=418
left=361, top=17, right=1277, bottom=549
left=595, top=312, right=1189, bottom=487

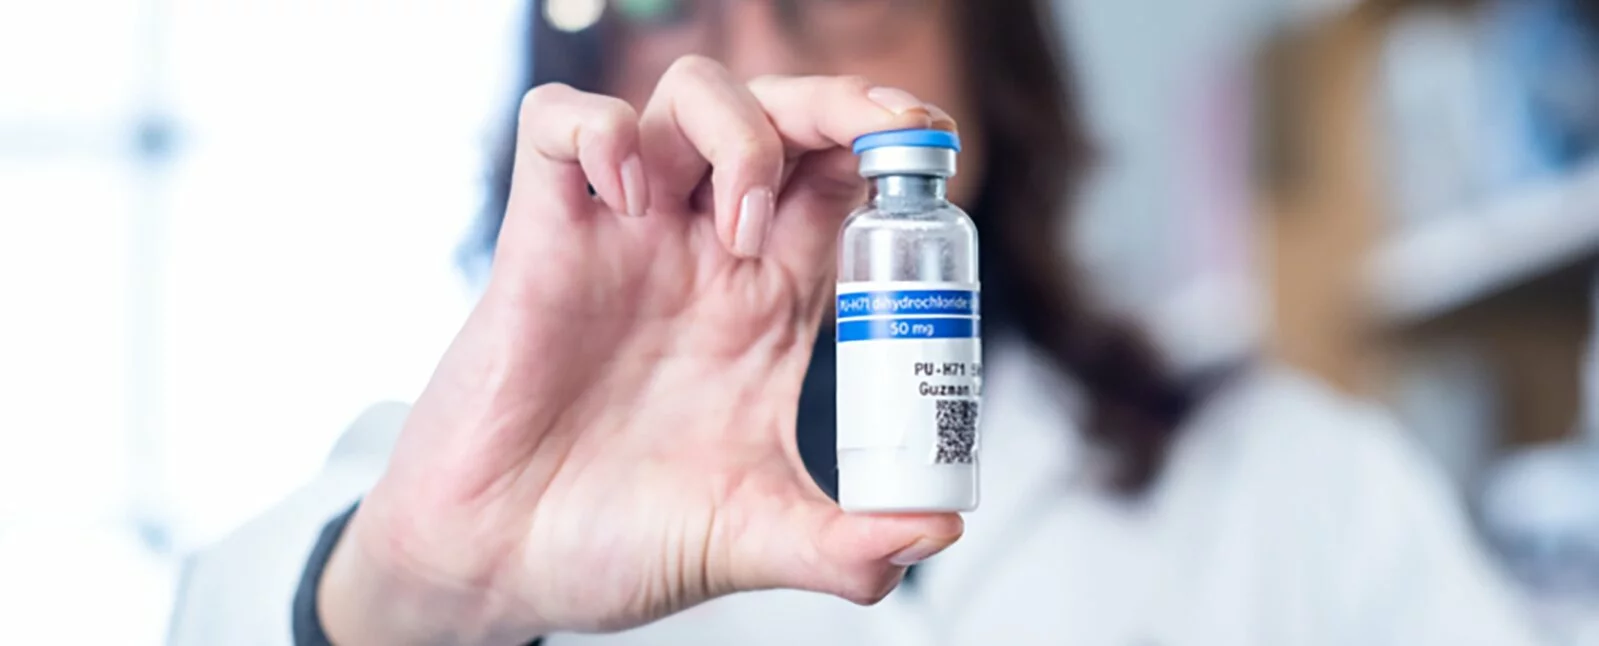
left=168, top=339, right=1542, bottom=646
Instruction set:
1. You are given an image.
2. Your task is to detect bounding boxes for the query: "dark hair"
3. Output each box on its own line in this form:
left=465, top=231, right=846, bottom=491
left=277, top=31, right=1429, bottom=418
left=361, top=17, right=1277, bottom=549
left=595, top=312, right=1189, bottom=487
left=468, top=0, right=1200, bottom=494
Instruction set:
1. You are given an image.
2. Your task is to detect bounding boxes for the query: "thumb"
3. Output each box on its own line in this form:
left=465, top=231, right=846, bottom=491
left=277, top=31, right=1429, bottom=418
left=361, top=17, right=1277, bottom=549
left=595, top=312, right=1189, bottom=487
left=742, top=495, right=964, bottom=605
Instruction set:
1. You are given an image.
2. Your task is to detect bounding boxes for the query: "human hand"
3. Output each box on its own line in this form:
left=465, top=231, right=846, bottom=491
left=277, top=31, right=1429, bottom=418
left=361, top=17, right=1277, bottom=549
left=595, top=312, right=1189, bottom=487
left=317, top=56, right=964, bottom=646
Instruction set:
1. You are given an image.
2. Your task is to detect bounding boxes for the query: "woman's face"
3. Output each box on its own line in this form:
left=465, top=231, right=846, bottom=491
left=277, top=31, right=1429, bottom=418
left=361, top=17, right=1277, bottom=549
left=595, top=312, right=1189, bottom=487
left=604, top=0, right=985, bottom=206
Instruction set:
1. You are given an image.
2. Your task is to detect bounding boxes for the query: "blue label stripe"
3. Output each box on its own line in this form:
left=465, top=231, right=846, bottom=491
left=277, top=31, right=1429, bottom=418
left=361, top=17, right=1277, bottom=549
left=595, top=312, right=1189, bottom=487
left=837, top=317, right=979, bottom=342
left=836, top=290, right=979, bottom=320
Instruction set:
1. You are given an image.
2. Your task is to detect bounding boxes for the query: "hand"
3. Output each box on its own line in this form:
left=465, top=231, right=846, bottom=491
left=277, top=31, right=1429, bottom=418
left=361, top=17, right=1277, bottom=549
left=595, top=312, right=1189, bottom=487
left=317, top=56, right=964, bottom=646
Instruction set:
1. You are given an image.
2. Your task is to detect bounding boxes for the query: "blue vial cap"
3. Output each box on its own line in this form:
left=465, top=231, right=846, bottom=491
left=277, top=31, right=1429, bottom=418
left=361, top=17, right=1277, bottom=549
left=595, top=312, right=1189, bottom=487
left=851, top=128, right=962, bottom=155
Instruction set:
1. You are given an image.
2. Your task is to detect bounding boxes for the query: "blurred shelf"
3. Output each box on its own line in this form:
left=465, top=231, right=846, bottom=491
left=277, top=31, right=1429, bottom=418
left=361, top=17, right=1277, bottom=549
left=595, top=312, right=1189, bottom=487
left=1368, top=161, right=1599, bottom=324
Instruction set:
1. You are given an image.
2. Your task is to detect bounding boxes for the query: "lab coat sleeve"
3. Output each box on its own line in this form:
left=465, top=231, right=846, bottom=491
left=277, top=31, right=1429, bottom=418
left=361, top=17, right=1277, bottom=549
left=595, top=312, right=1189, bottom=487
left=165, top=402, right=406, bottom=646
left=1334, top=411, right=1544, bottom=646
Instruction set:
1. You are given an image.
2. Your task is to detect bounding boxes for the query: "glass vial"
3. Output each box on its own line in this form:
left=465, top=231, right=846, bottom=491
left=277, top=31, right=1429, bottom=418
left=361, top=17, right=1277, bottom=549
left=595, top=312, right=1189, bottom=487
left=836, top=129, right=980, bottom=513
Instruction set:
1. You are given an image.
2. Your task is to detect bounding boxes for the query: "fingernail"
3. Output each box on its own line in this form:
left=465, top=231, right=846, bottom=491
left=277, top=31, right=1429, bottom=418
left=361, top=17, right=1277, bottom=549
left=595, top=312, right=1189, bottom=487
left=888, top=538, right=948, bottom=567
left=734, top=187, right=774, bottom=258
left=620, top=154, right=648, bottom=217
left=925, top=103, right=958, bottom=133
left=867, top=86, right=925, bottom=115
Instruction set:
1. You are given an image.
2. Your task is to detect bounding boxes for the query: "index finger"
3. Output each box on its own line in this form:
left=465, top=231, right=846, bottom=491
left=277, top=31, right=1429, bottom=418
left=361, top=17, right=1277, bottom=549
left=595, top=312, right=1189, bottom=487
left=745, top=76, right=958, bottom=155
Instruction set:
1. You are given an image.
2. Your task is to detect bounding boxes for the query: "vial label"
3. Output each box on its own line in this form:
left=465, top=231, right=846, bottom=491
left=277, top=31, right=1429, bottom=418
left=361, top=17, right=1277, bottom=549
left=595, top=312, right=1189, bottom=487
left=836, top=281, right=982, bottom=464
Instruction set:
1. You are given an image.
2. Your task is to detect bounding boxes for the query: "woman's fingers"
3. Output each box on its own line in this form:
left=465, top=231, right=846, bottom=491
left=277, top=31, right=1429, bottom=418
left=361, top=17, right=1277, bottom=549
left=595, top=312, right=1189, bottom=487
left=638, top=56, right=785, bottom=258
left=767, top=149, right=865, bottom=288
left=746, top=74, right=945, bottom=201
left=636, top=60, right=953, bottom=261
left=507, top=70, right=954, bottom=268
left=747, top=75, right=942, bottom=157
left=508, top=83, right=649, bottom=220
left=746, top=76, right=950, bottom=280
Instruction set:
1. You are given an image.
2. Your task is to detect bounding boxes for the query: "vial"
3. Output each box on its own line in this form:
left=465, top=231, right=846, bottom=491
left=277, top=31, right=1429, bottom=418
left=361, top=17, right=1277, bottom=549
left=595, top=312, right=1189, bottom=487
left=836, top=128, right=980, bottom=513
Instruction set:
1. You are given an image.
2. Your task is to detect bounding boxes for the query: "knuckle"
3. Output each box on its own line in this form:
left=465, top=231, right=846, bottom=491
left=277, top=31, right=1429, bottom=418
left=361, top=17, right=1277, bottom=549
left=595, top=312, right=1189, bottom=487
left=746, top=73, right=780, bottom=86
left=745, top=73, right=789, bottom=92
left=665, top=54, right=727, bottom=83
left=583, top=97, right=639, bottom=135
left=520, top=84, right=638, bottom=150
left=834, top=75, right=875, bottom=97
left=519, top=82, right=574, bottom=122
left=723, top=130, right=779, bottom=164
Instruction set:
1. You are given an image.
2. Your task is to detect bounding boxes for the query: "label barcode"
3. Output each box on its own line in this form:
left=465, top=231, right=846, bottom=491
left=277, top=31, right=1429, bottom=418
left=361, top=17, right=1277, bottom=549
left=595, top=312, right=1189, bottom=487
left=934, top=400, right=979, bottom=464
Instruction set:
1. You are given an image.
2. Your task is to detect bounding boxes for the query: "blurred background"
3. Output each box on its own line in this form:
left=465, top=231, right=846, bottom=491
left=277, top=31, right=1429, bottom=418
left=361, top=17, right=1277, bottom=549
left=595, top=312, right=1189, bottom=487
left=3, top=0, right=1599, bottom=643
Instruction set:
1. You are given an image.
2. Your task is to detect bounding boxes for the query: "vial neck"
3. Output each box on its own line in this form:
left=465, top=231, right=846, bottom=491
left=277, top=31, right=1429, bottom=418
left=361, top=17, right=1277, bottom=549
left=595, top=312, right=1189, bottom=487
left=872, top=175, right=948, bottom=211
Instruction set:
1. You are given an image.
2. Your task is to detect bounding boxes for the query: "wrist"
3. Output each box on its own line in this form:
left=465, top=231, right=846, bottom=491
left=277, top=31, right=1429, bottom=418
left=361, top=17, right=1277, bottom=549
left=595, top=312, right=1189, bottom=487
left=317, top=505, right=548, bottom=646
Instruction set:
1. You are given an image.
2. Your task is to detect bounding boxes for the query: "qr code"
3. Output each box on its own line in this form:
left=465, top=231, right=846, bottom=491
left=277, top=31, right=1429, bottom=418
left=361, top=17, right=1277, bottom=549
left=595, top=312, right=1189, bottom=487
left=934, top=400, right=979, bottom=464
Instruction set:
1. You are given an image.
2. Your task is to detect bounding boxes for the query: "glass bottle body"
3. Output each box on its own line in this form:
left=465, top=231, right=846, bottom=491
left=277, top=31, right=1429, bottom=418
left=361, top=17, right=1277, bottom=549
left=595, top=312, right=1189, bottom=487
left=835, top=175, right=981, bottom=512
left=838, top=176, right=978, bottom=285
